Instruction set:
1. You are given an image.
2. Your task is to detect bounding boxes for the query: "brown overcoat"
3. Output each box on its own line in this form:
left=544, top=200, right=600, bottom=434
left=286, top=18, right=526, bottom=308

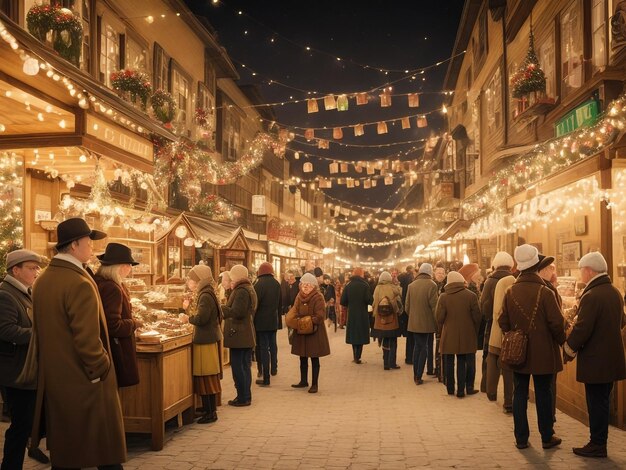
left=95, top=275, right=139, bottom=387
left=566, top=274, right=626, bottom=383
left=222, top=279, right=257, bottom=349
left=436, top=282, right=482, bottom=354
left=287, top=290, right=330, bottom=358
left=31, top=258, right=126, bottom=468
left=499, top=272, right=566, bottom=375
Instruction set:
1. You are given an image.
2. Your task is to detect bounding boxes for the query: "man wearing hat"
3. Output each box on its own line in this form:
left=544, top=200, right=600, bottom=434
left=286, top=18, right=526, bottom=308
left=0, top=249, right=49, bottom=468
left=564, top=252, right=626, bottom=458
left=30, top=218, right=127, bottom=469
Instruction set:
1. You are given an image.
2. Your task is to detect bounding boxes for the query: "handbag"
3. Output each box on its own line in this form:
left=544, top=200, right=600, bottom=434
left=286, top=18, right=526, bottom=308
left=296, top=315, right=317, bottom=335
left=500, top=288, right=542, bottom=367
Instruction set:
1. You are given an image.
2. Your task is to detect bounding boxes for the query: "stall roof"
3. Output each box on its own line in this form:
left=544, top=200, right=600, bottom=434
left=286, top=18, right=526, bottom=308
left=157, top=212, right=242, bottom=248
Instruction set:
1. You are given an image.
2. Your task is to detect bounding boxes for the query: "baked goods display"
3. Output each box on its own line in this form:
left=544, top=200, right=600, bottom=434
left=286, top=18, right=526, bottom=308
left=131, top=296, right=191, bottom=343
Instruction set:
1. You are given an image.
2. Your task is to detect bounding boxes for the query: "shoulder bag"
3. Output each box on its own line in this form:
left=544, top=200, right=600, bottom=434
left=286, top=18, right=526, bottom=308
left=15, top=311, right=37, bottom=388
left=500, top=287, right=542, bottom=366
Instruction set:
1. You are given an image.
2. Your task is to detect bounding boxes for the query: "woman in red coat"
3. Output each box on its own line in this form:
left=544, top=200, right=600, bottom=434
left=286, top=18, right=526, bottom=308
left=94, top=243, right=142, bottom=387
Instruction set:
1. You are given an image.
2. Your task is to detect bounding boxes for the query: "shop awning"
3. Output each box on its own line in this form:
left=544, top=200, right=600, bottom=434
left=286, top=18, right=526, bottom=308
left=439, top=219, right=472, bottom=240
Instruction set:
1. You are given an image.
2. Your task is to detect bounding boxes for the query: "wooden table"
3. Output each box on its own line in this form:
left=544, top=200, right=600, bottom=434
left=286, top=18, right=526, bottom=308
left=118, top=334, right=194, bottom=450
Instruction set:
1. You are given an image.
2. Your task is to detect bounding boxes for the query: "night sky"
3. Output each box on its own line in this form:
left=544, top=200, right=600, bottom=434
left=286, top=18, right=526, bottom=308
left=184, top=0, right=465, bottom=257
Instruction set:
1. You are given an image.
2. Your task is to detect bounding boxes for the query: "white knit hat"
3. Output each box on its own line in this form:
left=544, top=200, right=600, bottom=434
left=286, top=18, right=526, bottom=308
left=447, top=271, right=465, bottom=284
left=300, top=272, right=318, bottom=286
left=578, top=252, right=608, bottom=273
left=418, top=263, right=433, bottom=276
left=514, top=244, right=539, bottom=271
left=229, top=264, right=249, bottom=282
left=492, top=251, right=514, bottom=268
left=379, top=271, right=392, bottom=282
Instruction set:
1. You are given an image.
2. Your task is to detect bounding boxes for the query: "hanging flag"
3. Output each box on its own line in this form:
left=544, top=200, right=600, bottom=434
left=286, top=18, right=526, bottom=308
left=377, top=122, right=388, bottom=134
left=279, top=128, right=289, bottom=141
left=366, top=164, right=375, bottom=175
left=384, top=175, right=394, bottom=185
left=401, top=117, right=411, bottom=129
left=319, top=178, right=332, bottom=188
left=340, top=163, right=348, bottom=173
left=408, top=93, right=420, bottom=107
left=329, top=162, right=339, bottom=174
left=354, top=163, right=363, bottom=173
left=417, top=116, right=428, bottom=128
left=380, top=90, right=392, bottom=107
left=337, top=94, right=349, bottom=111
left=318, top=139, right=329, bottom=149
left=364, top=179, right=371, bottom=189
left=353, top=124, right=365, bottom=137
left=333, top=127, right=343, bottom=139
left=356, top=93, right=368, bottom=105
left=307, top=98, right=319, bottom=113
left=305, top=128, right=315, bottom=140
left=371, top=179, right=377, bottom=187
left=346, top=178, right=354, bottom=188
left=324, top=94, right=337, bottom=110
left=354, top=180, right=361, bottom=187
left=303, top=162, right=313, bottom=173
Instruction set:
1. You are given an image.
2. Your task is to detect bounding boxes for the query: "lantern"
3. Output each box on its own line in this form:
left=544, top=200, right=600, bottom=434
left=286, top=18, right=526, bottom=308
left=324, top=94, right=336, bottom=110
left=333, top=127, right=343, bottom=139
left=337, top=94, right=349, bottom=111
left=354, top=163, right=363, bottom=173
left=367, top=164, right=375, bottom=175
left=303, top=162, right=313, bottom=173
left=377, top=122, right=388, bottom=134
left=353, top=124, right=365, bottom=137
left=417, top=116, right=428, bottom=128
left=372, top=179, right=377, bottom=187
left=401, top=117, right=411, bottom=129
left=340, top=163, right=348, bottom=173
left=364, top=179, right=372, bottom=189
left=354, top=180, right=360, bottom=187
left=329, top=162, right=339, bottom=174
left=305, top=128, right=315, bottom=140
left=317, top=139, right=329, bottom=149
left=346, top=178, right=354, bottom=188
left=408, top=93, right=420, bottom=107
left=356, top=93, right=368, bottom=105
left=379, top=91, right=392, bottom=107
left=307, top=98, right=319, bottom=113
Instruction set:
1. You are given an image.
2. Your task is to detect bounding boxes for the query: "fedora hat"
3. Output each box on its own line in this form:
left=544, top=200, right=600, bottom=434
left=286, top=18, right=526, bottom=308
left=97, top=243, right=138, bottom=266
left=56, top=217, right=107, bottom=248
left=537, top=254, right=555, bottom=272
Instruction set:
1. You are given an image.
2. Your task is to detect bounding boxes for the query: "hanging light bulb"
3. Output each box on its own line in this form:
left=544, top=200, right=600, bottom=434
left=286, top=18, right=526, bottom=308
left=22, top=57, right=39, bottom=76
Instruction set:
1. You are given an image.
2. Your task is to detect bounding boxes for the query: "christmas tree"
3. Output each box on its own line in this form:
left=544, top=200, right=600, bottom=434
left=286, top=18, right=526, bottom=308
left=0, top=153, right=24, bottom=276
left=510, top=28, right=546, bottom=99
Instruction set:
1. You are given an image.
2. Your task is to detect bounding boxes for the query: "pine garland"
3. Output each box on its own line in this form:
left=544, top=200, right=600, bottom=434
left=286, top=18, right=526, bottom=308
left=26, top=4, right=83, bottom=66
left=111, top=69, right=152, bottom=109
left=0, top=153, right=24, bottom=277
left=510, top=29, right=546, bottom=99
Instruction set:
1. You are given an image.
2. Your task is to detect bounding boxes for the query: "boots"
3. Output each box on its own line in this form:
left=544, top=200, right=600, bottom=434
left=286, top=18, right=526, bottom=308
left=309, top=362, right=319, bottom=393
left=198, top=394, right=217, bottom=424
left=573, top=441, right=607, bottom=458
left=292, top=358, right=308, bottom=388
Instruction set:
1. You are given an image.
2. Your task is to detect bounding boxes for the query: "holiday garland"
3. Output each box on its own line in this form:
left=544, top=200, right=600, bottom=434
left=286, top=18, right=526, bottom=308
left=195, top=107, right=214, bottom=130
left=0, top=153, right=24, bottom=276
left=26, top=4, right=83, bottom=66
left=151, top=89, right=177, bottom=124
left=510, top=29, right=546, bottom=99
left=111, top=69, right=152, bottom=109
left=191, top=194, right=239, bottom=221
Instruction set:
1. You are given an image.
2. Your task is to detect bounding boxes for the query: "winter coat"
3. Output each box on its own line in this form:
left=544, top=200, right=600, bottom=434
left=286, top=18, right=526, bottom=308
left=253, top=274, right=282, bottom=332
left=488, top=275, right=515, bottom=354
left=372, top=280, right=402, bottom=337
left=499, top=272, right=566, bottom=375
left=188, top=280, right=223, bottom=345
left=95, top=275, right=139, bottom=387
left=341, top=276, right=374, bottom=345
left=397, top=271, right=414, bottom=308
left=566, top=274, right=626, bottom=384
left=405, top=273, right=439, bottom=333
left=436, top=282, right=482, bottom=354
left=0, top=277, right=33, bottom=389
left=324, top=283, right=336, bottom=304
left=287, top=290, right=330, bottom=357
left=31, top=258, right=126, bottom=468
left=481, top=268, right=512, bottom=324
left=222, top=279, right=257, bottom=349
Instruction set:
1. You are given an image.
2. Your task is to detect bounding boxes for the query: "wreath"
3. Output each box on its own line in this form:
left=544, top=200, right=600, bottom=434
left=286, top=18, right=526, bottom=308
left=151, top=90, right=177, bottom=124
left=26, top=5, right=83, bottom=67
left=110, top=69, right=152, bottom=109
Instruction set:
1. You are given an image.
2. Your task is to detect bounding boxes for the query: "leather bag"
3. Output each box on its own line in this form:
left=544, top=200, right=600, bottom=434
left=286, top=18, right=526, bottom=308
left=296, top=315, right=317, bottom=335
left=500, top=288, right=542, bottom=367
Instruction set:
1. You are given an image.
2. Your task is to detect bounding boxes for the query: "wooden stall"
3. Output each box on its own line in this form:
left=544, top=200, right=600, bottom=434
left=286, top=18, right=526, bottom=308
left=118, top=334, right=194, bottom=451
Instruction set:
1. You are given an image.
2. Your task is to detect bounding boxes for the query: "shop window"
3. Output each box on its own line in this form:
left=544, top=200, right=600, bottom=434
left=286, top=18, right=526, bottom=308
left=153, top=42, right=170, bottom=92
left=197, top=82, right=216, bottom=148
left=222, top=104, right=241, bottom=161
left=592, top=0, right=607, bottom=73
left=171, top=64, right=191, bottom=136
left=560, top=0, right=584, bottom=97
left=539, top=28, right=556, bottom=99
left=485, top=66, right=502, bottom=133
left=99, top=19, right=120, bottom=87
left=473, top=7, right=488, bottom=74
left=124, top=33, right=148, bottom=73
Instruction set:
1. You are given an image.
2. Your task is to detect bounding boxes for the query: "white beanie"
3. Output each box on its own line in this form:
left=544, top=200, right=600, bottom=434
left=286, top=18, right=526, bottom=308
left=514, top=244, right=539, bottom=271
left=492, top=251, right=514, bottom=268
left=379, top=271, right=392, bottom=282
left=229, top=264, right=249, bottom=282
left=578, top=251, right=608, bottom=273
left=447, top=271, right=465, bottom=284
left=300, top=272, right=318, bottom=286
left=418, top=263, right=433, bottom=276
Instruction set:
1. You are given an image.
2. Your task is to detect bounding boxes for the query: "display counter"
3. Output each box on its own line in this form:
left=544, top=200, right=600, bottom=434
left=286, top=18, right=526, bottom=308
left=119, top=334, right=194, bottom=451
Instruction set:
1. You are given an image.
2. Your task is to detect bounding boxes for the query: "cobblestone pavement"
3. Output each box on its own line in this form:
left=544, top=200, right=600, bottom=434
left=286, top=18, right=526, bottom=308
left=3, top=325, right=626, bottom=469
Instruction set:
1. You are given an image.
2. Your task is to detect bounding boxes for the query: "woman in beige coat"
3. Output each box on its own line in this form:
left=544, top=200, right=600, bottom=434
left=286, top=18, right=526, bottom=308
left=372, top=271, right=402, bottom=370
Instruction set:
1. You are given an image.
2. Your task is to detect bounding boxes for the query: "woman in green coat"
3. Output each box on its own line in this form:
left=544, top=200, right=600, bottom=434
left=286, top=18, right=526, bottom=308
left=340, top=267, right=374, bottom=363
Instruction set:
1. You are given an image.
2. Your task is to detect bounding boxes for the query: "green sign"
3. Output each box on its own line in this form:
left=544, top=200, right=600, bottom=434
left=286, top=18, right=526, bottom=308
left=555, top=99, right=600, bottom=137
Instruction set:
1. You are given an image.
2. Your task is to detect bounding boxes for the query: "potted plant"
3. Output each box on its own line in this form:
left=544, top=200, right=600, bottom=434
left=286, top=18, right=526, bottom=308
left=110, top=69, right=152, bottom=109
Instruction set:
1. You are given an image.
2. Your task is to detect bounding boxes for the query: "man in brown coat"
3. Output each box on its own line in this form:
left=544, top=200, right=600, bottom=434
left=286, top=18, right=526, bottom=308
left=31, top=218, right=127, bottom=469
left=499, top=244, right=566, bottom=451
left=564, top=252, right=626, bottom=458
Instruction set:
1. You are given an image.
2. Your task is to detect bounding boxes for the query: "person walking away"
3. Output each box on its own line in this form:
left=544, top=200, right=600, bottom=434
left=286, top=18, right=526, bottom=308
left=182, top=265, right=223, bottom=423
left=457, top=263, right=483, bottom=394
left=322, top=275, right=336, bottom=328
left=397, top=266, right=415, bottom=364
left=432, top=263, right=447, bottom=379
left=0, top=250, right=49, bottom=469
left=285, top=273, right=330, bottom=393
left=436, top=271, right=481, bottom=397
left=372, top=271, right=402, bottom=370
left=405, top=263, right=439, bottom=385
left=499, top=244, right=565, bottom=450
left=341, top=267, right=373, bottom=364
left=31, top=218, right=126, bottom=469
left=222, top=265, right=257, bottom=407
left=481, top=252, right=515, bottom=396
left=563, top=252, right=626, bottom=458
left=94, top=243, right=142, bottom=389
left=253, top=262, right=281, bottom=386
left=487, top=274, right=515, bottom=413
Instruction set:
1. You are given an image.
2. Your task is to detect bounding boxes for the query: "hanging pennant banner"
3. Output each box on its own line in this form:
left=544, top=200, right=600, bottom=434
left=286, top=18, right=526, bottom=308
left=380, top=91, right=392, bottom=107
left=377, top=122, right=388, bottom=134
left=353, top=124, right=365, bottom=137
left=408, top=93, right=420, bottom=108
left=417, top=116, right=428, bottom=128
left=319, top=178, right=332, bottom=188
left=346, top=178, right=354, bottom=188
left=324, top=94, right=337, bottom=110
left=366, top=164, right=375, bottom=175
left=307, top=98, right=319, bottom=113
left=354, top=163, right=363, bottom=173
left=356, top=93, right=368, bottom=105
left=354, top=180, right=361, bottom=187
left=340, top=163, right=349, bottom=173
left=364, top=179, right=371, bottom=189
left=337, top=94, right=349, bottom=111
left=333, top=127, right=344, bottom=139
left=303, top=162, right=313, bottom=173
left=329, top=162, right=339, bottom=174
left=371, top=179, right=377, bottom=187
left=401, top=117, right=411, bottom=129
left=384, top=175, right=394, bottom=185
left=318, top=139, right=329, bottom=149
left=305, top=128, right=315, bottom=140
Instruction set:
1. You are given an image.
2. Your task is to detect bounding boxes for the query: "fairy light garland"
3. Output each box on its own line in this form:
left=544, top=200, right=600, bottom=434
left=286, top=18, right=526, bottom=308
left=326, top=228, right=422, bottom=248
left=0, top=153, right=24, bottom=274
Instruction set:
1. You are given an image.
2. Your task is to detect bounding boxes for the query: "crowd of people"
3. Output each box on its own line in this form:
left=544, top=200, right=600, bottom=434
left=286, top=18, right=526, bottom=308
left=1, top=217, right=625, bottom=468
